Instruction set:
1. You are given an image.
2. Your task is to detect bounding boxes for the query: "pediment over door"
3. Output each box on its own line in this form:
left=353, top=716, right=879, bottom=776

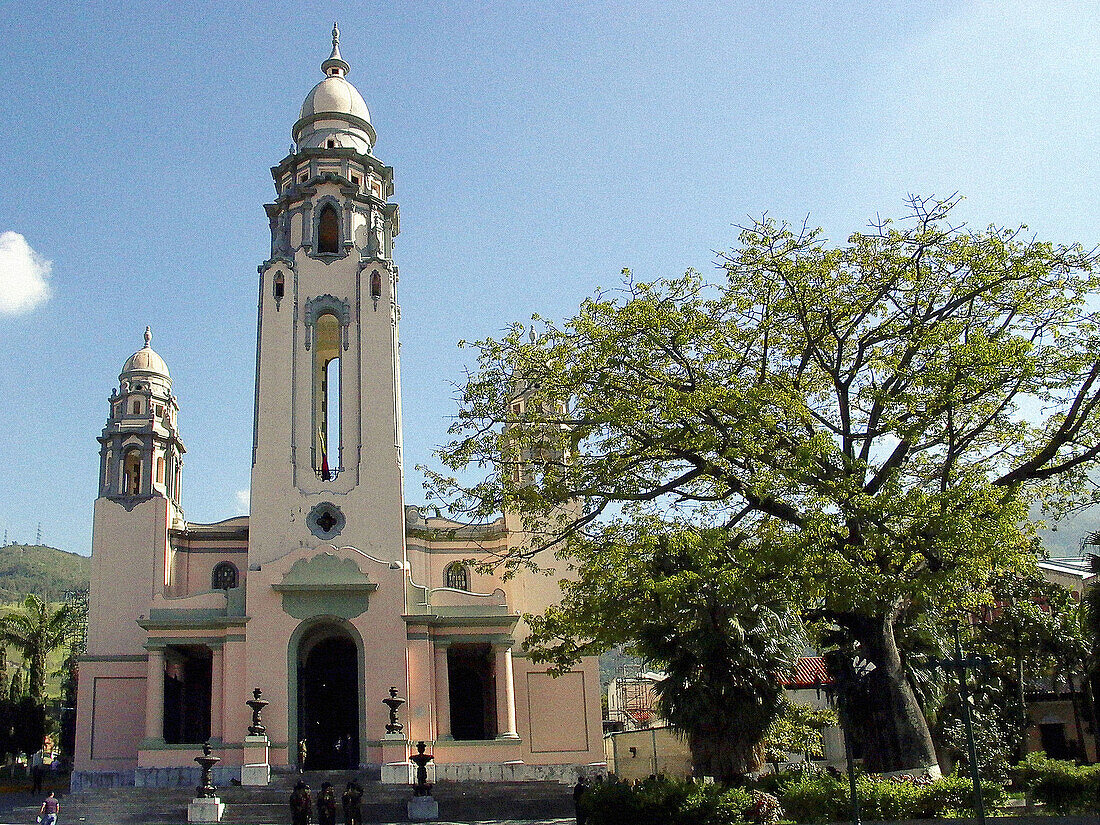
left=272, top=552, right=377, bottom=619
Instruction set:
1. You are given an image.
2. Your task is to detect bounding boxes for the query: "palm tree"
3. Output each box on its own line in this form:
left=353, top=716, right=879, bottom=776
left=0, top=595, right=75, bottom=704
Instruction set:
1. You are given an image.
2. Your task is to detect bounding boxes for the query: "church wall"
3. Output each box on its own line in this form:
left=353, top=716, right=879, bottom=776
left=74, top=659, right=146, bottom=773
left=512, top=654, right=605, bottom=766
left=86, top=496, right=170, bottom=657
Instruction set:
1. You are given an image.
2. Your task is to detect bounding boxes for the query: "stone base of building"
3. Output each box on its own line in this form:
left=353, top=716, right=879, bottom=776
left=187, top=797, right=224, bottom=823
left=431, top=762, right=605, bottom=784
left=407, top=795, right=438, bottom=821
left=71, top=766, right=242, bottom=792
left=241, top=763, right=270, bottom=785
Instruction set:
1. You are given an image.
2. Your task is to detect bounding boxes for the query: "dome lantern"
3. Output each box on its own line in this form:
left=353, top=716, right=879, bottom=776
left=292, top=23, right=376, bottom=154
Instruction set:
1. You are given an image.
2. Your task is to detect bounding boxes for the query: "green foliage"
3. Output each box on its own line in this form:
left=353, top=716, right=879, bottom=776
left=1011, top=752, right=1100, bottom=814
left=583, top=776, right=752, bottom=825
left=0, top=545, right=89, bottom=603
left=430, top=195, right=1100, bottom=771
left=584, top=772, right=1007, bottom=824
left=527, top=525, right=806, bottom=779
left=763, top=701, right=836, bottom=765
left=777, top=771, right=1003, bottom=823
left=0, top=595, right=76, bottom=703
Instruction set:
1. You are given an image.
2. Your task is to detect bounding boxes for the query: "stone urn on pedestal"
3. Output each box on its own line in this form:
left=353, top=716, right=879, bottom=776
left=407, top=741, right=439, bottom=821
left=242, top=688, right=272, bottom=786
left=187, top=742, right=225, bottom=823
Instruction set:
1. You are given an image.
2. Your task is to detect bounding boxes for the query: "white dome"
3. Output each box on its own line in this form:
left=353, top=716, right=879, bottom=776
left=299, top=76, right=370, bottom=124
left=292, top=25, right=376, bottom=152
left=120, top=327, right=171, bottom=383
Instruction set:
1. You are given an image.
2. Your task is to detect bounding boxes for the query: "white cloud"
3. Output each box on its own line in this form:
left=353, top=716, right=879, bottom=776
left=0, top=232, right=52, bottom=315
left=235, top=488, right=250, bottom=513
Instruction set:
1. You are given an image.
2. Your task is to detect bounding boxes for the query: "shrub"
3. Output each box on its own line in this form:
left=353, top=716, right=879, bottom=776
left=1011, top=752, right=1100, bottom=814
left=584, top=776, right=753, bottom=825
left=774, top=770, right=1005, bottom=822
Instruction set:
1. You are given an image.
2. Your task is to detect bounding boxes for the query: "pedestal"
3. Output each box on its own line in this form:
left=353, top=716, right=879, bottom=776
left=380, top=733, right=411, bottom=785
left=241, top=734, right=270, bottom=786
left=187, top=797, right=225, bottom=823
left=407, top=795, right=439, bottom=821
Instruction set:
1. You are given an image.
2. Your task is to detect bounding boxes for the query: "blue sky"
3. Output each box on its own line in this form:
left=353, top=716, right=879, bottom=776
left=1, top=1, right=1099, bottom=555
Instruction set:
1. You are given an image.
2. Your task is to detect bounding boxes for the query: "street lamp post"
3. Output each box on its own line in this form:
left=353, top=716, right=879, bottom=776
left=933, top=621, right=988, bottom=825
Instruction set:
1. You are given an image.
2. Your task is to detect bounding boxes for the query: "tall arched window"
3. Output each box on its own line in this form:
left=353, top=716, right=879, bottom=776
left=444, top=562, right=470, bottom=591
left=313, top=312, right=341, bottom=478
left=123, top=449, right=142, bottom=496
left=317, top=204, right=340, bottom=253
left=212, top=562, right=238, bottom=590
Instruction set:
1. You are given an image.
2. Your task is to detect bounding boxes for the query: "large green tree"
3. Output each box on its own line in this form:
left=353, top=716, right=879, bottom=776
left=429, top=196, right=1100, bottom=772
left=527, top=524, right=806, bottom=780
left=0, top=595, right=75, bottom=703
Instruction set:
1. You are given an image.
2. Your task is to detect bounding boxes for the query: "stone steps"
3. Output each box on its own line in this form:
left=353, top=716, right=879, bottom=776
left=64, top=777, right=575, bottom=824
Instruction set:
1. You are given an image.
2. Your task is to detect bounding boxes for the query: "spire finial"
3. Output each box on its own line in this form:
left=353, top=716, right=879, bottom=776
left=321, top=22, right=351, bottom=77
left=144, top=326, right=152, bottom=348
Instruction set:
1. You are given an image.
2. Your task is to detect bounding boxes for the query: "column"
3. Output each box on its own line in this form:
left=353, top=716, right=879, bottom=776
left=494, top=644, right=519, bottom=739
left=144, top=647, right=165, bottom=741
left=434, top=643, right=450, bottom=740
left=209, top=645, right=223, bottom=741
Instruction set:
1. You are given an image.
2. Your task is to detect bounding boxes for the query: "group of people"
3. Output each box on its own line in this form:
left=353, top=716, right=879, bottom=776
left=290, top=779, right=364, bottom=825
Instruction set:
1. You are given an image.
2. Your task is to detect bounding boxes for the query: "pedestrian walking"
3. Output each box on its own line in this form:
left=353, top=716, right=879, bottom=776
left=38, top=790, right=60, bottom=825
left=573, top=774, right=589, bottom=825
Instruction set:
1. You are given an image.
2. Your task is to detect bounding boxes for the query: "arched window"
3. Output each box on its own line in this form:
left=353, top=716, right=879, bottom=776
left=313, top=313, right=341, bottom=478
left=156, top=456, right=166, bottom=485
left=317, top=204, right=340, bottom=254
left=273, top=271, right=285, bottom=301
left=370, top=270, right=382, bottom=301
left=122, top=449, right=143, bottom=495
left=212, top=562, right=238, bottom=591
left=444, top=562, right=470, bottom=591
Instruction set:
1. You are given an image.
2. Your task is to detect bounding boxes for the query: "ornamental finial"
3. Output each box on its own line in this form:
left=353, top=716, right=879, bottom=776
left=144, top=326, right=152, bottom=348
left=322, top=22, right=350, bottom=76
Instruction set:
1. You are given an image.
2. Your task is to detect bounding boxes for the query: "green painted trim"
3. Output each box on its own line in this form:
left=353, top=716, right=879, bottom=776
left=273, top=583, right=377, bottom=592
left=225, top=634, right=247, bottom=643
left=407, top=633, right=430, bottom=641
left=138, top=617, right=249, bottom=630
left=80, top=654, right=147, bottom=663
left=435, top=738, right=526, bottom=747
left=145, top=636, right=232, bottom=648
left=430, top=634, right=516, bottom=646
left=402, top=614, right=519, bottom=630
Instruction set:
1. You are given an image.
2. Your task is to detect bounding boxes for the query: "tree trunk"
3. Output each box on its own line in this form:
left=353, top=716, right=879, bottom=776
left=839, top=612, right=940, bottom=774
left=688, top=728, right=763, bottom=783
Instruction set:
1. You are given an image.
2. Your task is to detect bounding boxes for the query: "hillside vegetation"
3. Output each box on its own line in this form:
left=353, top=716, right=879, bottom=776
left=0, top=545, right=89, bottom=603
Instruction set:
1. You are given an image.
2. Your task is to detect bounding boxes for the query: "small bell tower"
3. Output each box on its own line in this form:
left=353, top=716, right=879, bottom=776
left=97, top=327, right=185, bottom=506
left=87, top=327, right=186, bottom=658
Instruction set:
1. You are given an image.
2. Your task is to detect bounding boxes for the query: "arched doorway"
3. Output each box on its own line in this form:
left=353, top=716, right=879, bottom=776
left=297, top=625, right=359, bottom=769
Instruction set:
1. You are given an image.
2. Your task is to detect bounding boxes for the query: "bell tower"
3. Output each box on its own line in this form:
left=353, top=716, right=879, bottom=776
left=250, top=24, right=404, bottom=567
left=87, top=326, right=185, bottom=657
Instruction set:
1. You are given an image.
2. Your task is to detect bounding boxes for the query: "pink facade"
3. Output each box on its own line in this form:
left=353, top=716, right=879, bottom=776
left=73, top=30, right=604, bottom=789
